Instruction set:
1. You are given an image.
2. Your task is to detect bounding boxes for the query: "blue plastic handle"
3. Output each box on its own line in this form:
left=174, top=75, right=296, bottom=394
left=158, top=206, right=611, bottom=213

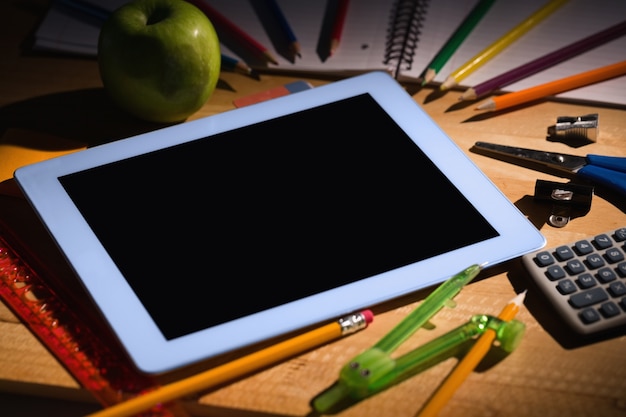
left=578, top=163, right=626, bottom=196
left=586, top=154, right=626, bottom=173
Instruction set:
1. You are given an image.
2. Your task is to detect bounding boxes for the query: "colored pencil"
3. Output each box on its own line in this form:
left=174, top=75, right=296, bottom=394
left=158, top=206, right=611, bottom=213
left=188, top=0, right=279, bottom=65
left=265, top=0, right=300, bottom=59
left=420, top=0, right=497, bottom=85
left=85, top=310, right=373, bottom=417
left=476, top=60, right=626, bottom=111
left=415, top=291, right=526, bottom=417
left=329, top=0, right=350, bottom=56
left=440, top=0, right=568, bottom=91
left=461, top=20, right=626, bottom=100
left=220, top=54, right=260, bottom=80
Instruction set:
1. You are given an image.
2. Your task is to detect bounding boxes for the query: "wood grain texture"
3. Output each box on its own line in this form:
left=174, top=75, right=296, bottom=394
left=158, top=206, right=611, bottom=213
left=1, top=2, right=625, bottom=416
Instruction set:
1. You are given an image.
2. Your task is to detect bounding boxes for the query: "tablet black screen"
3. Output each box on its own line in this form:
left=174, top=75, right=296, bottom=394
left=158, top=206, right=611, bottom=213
left=60, top=93, right=498, bottom=340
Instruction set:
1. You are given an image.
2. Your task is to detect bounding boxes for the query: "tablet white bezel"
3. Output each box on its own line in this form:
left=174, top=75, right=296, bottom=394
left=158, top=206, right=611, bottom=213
left=14, top=72, right=544, bottom=374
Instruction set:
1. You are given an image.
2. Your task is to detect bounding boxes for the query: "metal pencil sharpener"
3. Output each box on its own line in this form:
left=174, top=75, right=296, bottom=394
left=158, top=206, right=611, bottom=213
left=534, top=179, right=594, bottom=228
left=547, top=114, right=598, bottom=146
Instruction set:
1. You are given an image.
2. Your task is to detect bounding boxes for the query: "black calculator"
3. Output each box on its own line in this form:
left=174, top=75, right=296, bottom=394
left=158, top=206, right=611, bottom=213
left=522, top=227, right=626, bottom=336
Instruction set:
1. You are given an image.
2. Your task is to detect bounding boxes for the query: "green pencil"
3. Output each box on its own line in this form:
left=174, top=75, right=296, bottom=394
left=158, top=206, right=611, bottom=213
left=420, top=0, right=497, bottom=85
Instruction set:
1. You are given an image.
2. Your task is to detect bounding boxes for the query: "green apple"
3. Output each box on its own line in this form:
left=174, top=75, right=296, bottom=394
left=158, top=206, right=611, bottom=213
left=98, top=0, right=221, bottom=123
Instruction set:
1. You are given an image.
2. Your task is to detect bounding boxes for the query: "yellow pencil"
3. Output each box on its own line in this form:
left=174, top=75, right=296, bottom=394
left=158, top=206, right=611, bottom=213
left=86, top=310, right=373, bottom=417
left=415, top=291, right=526, bottom=417
left=476, top=60, right=626, bottom=111
left=440, top=0, right=568, bottom=91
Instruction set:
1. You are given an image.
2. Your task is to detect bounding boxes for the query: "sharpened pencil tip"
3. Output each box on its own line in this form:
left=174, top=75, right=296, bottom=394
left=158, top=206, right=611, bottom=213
left=329, top=38, right=340, bottom=56
left=422, top=69, right=436, bottom=85
left=475, top=99, right=495, bottom=111
left=249, top=69, right=261, bottom=81
left=263, top=50, right=279, bottom=65
left=459, top=88, right=477, bottom=101
left=511, top=290, right=527, bottom=307
left=440, top=76, right=457, bottom=91
left=287, top=42, right=301, bottom=60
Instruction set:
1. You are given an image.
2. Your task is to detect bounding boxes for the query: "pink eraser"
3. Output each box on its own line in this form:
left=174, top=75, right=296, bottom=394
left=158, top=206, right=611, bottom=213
left=233, top=80, right=313, bottom=108
left=361, top=309, right=374, bottom=324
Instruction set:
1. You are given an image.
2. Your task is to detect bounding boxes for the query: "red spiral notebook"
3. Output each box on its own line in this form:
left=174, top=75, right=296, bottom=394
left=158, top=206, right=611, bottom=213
left=0, top=128, right=186, bottom=415
left=0, top=191, right=190, bottom=416
left=0, top=84, right=312, bottom=414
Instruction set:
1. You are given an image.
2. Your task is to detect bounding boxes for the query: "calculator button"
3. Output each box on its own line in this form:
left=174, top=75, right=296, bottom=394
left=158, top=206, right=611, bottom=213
left=565, top=260, right=585, bottom=275
left=546, top=265, right=566, bottom=280
left=608, top=281, right=626, bottom=297
left=596, top=267, right=617, bottom=283
left=605, top=248, right=625, bottom=263
left=523, top=226, right=626, bottom=336
left=554, top=245, right=575, bottom=261
left=585, top=254, right=605, bottom=269
left=534, top=251, right=555, bottom=266
left=574, top=240, right=594, bottom=255
left=557, top=279, right=577, bottom=295
left=594, top=234, right=613, bottom=249
left=569, top=287, right=609, bottom=308
left=577, top=273, right=596, bottom=289
left=600, top=302, right=620, bottom=318
left=579, top=308, right=601, bottom=324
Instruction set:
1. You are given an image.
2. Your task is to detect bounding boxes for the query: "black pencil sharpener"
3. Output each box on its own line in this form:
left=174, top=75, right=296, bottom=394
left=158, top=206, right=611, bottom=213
left=533, top=179, right=594, bottom=228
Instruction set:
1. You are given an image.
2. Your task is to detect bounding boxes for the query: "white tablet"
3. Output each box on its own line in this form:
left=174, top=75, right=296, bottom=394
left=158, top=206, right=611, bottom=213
left=14, top=72, right=545, bottom=374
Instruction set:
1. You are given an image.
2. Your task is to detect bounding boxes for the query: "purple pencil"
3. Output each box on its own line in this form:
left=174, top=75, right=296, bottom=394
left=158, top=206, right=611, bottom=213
left=459, top=20, right=626, bottom=101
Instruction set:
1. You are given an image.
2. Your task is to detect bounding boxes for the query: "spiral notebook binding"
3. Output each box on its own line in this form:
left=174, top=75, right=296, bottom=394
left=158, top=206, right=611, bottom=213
left=384, top=0, right=430, bottom=79
left=0, top=226, right=185, bottom=416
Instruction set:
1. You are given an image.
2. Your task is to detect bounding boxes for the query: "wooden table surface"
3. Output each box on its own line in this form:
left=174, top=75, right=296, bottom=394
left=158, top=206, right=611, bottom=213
left=1, top=2, right=625, bottom=416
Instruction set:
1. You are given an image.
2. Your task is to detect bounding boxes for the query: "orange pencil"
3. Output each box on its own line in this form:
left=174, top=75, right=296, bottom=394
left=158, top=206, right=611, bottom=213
left=329, top=0, right=350, bottom=56
left=85, top=310, right=373, bottom=417
left=415, top=292, right=526, bottom=417
left=476, top=60, right=626, bottom=111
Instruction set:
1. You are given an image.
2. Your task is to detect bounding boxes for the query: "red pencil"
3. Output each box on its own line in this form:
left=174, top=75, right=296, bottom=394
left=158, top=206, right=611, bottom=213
left=188, top=0, right=279, bottom=65
left=329, top=0, right=350, bottom=56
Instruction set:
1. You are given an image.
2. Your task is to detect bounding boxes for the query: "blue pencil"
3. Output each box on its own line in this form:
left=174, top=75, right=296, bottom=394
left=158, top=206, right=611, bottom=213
left=265, top=0, right=300, bottom=59
left=221, top=54, right=260, bottom=80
